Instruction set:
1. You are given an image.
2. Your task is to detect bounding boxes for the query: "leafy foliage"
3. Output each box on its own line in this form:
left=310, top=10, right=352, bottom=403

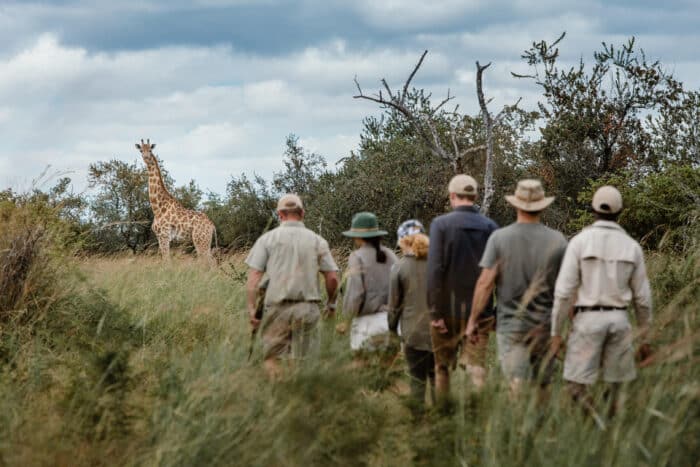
left=572, top=165, right=700, bottom=252
left=516, top=33, right=690, bottom=227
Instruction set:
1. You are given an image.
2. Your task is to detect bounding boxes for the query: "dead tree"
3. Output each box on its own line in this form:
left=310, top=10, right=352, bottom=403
left=354, top=51, right=521, bottom=215
left=353, top=50, right=485, bottom=173
left=475, top=62, right=522, bottom=215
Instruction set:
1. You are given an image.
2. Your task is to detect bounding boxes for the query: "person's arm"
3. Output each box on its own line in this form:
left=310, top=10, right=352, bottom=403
left=427, top=221, right=446, bottom=330
left=465, top=267, right=497, bottom=341
left=246, top=268, right=264, bottom=329
left=317, top=238, right=339, bottom=317
left=323, top=270, right=339, bottom=317
left=342, top=253, right=365, bottom=318
left=387, top=263, right=404, bottom=333
left=244, top=238, right=268, bottom=329
left=630, top=244, right=653, bottom=359
left=551, top=241, right=581, bottom=338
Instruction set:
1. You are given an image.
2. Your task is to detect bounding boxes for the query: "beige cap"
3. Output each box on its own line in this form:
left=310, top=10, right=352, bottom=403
left=505, top=179, right=555, bottom=212
left=276, top=193, right=304, bottom=211
left=448, top=174, right=478, bottom=196
left=592, top=185, right=622, bottom=214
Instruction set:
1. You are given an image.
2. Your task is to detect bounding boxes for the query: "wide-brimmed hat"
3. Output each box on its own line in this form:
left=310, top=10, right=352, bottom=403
left=342, top=212, right=388, bottom=238
left=592, top=185, right=623, bottom=214
left=505, top=179, right=555, bottom=212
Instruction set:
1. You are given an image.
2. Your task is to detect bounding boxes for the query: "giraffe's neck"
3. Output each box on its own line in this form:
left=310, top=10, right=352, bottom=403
left=146, top=157, right=175, bottom=216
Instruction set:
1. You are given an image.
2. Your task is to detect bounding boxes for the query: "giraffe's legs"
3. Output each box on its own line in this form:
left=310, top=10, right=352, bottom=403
left=193, top=223, right=215, bottom=265
left=156, top=231, right=171, bottom=260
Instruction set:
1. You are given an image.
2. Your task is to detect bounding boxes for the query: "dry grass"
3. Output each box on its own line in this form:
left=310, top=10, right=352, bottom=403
left=0, top=249, right=698, bottom=466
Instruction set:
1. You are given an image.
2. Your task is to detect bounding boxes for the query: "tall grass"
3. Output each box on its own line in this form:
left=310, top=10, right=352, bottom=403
left=0, top=247, right=698, bottom=466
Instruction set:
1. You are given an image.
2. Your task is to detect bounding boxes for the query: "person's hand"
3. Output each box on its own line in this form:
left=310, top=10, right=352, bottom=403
left=548, top=335, right=564, bottom=362
left=431, top=318, right=448, bottom=334
left=322, top=303, right=336, bottom=319
left=636, top=342, right=653, bottom=363
left=249, top=310, right=260, bottom=330
left=465, top=319, right=478, bottom=344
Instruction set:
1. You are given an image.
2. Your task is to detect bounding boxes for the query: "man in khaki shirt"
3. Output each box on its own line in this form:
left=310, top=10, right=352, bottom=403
left=245, top=194, right=339, bottom=378
left=550, top=186, right=652, bottom=414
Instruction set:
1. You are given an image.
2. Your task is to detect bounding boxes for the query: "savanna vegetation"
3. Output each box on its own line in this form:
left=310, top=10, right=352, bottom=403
left=1, top=34, right=698, bottom=466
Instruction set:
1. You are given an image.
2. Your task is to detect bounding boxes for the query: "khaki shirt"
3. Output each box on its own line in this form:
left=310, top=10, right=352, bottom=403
left=551, top=221, right=652, bottom=336
left=342, top=245, right=397, bottom=318
left=245, top=221, right=338, bottom=306
left=388, top=255, right=432, bottom=351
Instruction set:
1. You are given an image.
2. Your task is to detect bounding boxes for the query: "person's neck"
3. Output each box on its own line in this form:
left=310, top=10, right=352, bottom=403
left=452, top=201, right=474, bottom=210
left=516, top=210, right=540, bottom=224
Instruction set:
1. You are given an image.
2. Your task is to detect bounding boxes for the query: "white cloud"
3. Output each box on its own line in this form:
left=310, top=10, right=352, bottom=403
left=1, top=1, right=699, bottom=197
left=347, top=0, right=482, bottom=29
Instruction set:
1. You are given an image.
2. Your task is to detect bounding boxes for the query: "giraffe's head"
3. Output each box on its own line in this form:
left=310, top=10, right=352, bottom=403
left=135, top=139, right=157, bottom=166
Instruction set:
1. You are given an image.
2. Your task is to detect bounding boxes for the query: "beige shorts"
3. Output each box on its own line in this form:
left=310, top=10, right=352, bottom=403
left=261, top=302, right=320, bottom=360
left=564, top=310, right=637, bottom=385
left=496, top=325, right=554, bottom=383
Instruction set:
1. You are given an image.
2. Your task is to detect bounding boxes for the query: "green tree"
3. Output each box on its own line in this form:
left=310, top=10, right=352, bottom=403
left=571, top=165, right=700, bottom=252
left=171, top=179, right=204, bottom=210
left=514, top=33, right=686, bottom=227
left=273, top=134, right=327, bottom=201
left=87, top=159, right=153, bottom=253
left=217, top=174, right=276, bottom=251
left=647, top=90, right=700, bottom=167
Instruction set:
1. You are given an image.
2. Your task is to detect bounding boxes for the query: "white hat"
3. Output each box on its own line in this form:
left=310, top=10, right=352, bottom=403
left=276, top=193, right=304, bottom=211
left=448, top=174, right=478, bottom=196
left=592, top=186, right=622, bottom=214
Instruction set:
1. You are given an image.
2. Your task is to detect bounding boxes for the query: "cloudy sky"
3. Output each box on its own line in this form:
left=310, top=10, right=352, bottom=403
left=1, top=0, right=698, bottom=196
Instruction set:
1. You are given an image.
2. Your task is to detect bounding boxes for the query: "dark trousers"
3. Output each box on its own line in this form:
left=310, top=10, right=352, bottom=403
left=404, top=346, right=435, bottom=403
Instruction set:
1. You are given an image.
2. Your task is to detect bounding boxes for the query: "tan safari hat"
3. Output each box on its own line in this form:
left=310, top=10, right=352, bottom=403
left=448, top=174, right=478, bottom=196
left=505, top=179, right=555, bottom=212
left=276, top=193, right=304, bottom=211
left=592, top=185, right=623, bottom=214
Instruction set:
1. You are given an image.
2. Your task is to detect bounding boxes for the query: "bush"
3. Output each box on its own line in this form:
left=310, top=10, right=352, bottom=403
left=0, top=192, right=76, bottom=323
left=570, top=164, right=700, bottom=251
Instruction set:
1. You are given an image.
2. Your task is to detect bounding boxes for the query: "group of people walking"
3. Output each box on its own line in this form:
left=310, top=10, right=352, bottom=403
left=244, top=175, right=652, bottom=414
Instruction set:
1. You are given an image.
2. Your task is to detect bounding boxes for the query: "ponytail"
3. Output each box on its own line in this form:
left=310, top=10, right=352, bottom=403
left=366, top=236, right=386, bottom=263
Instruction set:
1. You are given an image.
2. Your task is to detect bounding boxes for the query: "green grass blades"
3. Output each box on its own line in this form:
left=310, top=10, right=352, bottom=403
left=0, top=254, right=698, bottom=466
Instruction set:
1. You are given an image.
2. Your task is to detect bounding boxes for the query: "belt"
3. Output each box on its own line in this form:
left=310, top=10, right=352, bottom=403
left=279, top=299, right=319, bottom=305
left=574, top=306, right=628, bottom=313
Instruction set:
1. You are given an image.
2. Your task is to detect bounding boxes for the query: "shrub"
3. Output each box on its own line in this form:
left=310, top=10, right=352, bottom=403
left=570, top=164, right=700, bottom=251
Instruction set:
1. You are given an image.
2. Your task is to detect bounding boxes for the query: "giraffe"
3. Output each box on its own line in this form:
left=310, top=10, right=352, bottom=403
left=135, top=139, right=216, bottom=263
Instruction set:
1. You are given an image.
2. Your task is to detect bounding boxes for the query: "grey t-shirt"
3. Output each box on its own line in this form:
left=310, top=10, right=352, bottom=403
left=479, top=223, right=567, bottom=334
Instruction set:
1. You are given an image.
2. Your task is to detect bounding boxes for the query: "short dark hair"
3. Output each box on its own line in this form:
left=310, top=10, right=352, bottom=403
left=594, top=210, right=620, bottom=221
left=523, top=209, right=543, bottom=216
left=455, top=193, right=477, bottom=202
left=279, top=207, right=304, bottom=217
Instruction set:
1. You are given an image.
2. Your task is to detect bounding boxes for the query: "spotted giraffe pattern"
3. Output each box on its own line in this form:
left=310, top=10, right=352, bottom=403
left=136, top=139, right=216, bottom=263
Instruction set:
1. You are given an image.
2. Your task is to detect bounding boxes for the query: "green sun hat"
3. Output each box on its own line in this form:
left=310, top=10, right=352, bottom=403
left=342, top=212, right=388, bottom=238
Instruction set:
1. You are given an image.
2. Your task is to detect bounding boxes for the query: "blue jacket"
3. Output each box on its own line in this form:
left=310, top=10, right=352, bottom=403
left=427, top=206, right=498, bottom=321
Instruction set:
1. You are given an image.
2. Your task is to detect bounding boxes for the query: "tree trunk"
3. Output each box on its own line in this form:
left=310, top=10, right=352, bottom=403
left=476, top=61, right=495, bottom=216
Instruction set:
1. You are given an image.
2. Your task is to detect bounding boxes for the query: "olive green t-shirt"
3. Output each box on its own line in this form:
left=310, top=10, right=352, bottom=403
left=245, top=221, right=338, bottom=305
left=479, top=222, right=567, bottom=334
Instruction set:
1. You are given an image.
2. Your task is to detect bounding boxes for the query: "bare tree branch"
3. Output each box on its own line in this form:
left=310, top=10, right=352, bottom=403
left=476, top=61, right=496, bottom=215
left=354, top=51, right=495, bottom=174
left=461, top=144, right=487, bottom=156
left=494, top=97, right=523, bottom=125
left=511, top=71, right=536, bottom=79
left=401, top=50, right=428, bottom=104
left=434, top=89, right=455, bottom=112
